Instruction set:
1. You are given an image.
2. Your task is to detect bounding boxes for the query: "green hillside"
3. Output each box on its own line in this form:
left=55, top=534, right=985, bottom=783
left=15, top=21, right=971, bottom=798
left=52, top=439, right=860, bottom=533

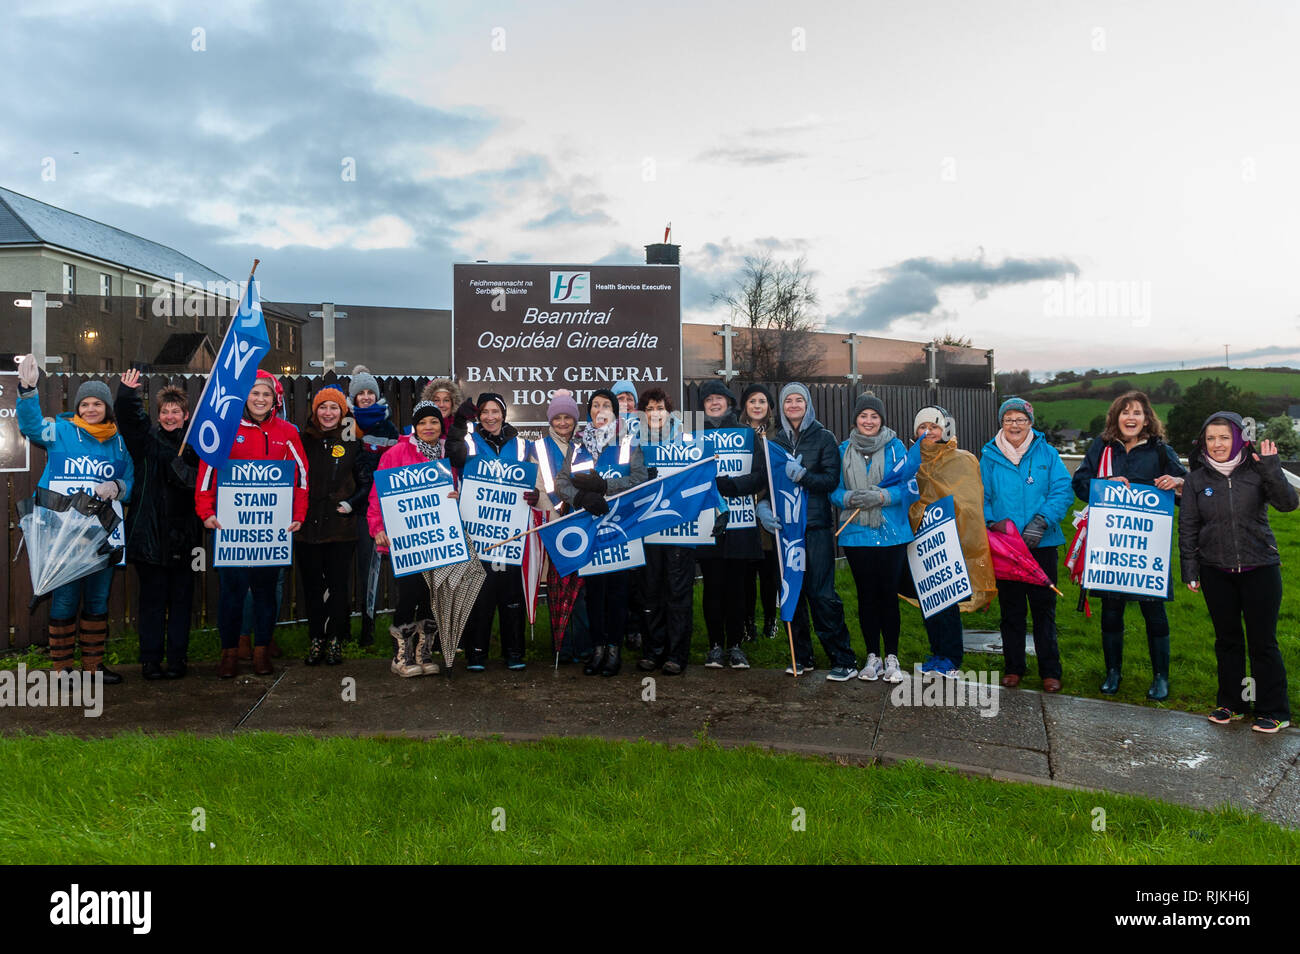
left=1030, top=398, right=1175, bottom=432
left=1030, top=368, right=1300, bottom=399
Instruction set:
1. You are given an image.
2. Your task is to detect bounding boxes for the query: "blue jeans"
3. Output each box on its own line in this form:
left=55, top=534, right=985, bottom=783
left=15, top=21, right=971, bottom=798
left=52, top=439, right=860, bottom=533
left=50, top=564, right=115, bottom=619
left=220, top=566, right=280, bottom=649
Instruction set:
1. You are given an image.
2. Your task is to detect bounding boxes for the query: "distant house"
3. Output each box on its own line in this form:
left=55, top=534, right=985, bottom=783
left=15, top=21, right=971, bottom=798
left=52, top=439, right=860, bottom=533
left=1289, top=404, right=1300, bottom=434
left=0, top=186, right=303, bottom=372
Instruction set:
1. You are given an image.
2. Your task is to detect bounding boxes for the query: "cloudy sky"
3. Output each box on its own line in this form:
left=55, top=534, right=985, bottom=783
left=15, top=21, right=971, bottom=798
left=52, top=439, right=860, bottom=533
left=3, top=0, right=1298, bottom=376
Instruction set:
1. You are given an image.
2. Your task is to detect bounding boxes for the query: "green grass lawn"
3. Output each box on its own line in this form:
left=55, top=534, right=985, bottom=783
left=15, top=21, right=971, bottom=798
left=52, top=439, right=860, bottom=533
left=1027, top=397, right=1174, bottom=434
left=1029, top=368, right=1300, bottom=400
left=7, top=510, right=1297, bottom=718
left=1, top=733, right=1294, bottom=864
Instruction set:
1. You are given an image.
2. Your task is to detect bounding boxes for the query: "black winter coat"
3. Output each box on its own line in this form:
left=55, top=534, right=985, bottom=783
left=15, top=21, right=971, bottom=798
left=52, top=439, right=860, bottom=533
left=771, top=417, right=841, bottom=530
left=1072, top=436, right=1186, bottom=502
left=695, top=410, right=766, bottom=561
left=114, top=385, right=202, bottom=567
left=1180, top=454, right=1298, bottom=580
left=299, top=420, right=374, bottom=544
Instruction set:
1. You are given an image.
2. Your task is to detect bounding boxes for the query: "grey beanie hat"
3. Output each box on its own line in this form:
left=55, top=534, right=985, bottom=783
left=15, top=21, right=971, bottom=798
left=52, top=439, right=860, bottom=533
left=854, top=391, right=886, bottom=421
left=75, top=379, right=113, bottom=415
left=349, top=365, right=380, bottom=401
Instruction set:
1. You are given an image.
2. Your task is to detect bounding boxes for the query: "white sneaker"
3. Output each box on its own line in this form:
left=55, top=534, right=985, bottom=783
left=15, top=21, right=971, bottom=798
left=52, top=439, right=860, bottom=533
left=881, top=654, right=905, bottom=683
left=858, top=653, right=883, bottom=681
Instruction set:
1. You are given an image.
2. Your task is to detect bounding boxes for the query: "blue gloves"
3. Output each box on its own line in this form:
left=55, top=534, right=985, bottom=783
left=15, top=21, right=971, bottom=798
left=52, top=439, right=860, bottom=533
left=784, top=454, right=806, bottom=483
left=756, top=499, right=780, bottom=533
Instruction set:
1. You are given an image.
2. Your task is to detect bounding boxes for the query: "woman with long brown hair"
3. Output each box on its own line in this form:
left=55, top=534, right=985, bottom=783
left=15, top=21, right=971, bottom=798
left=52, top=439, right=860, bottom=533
left=1072, top=390, right=1186, bottom=700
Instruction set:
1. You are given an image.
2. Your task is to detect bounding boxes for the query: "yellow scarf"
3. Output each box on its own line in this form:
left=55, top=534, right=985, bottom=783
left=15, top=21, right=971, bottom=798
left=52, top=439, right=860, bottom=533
left=72, top=415, right=118, bottom=442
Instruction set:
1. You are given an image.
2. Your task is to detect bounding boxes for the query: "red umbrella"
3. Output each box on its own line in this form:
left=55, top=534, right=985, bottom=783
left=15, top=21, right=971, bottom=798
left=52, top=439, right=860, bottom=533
left=986, top=519, right=1064, bottom=596
left=545, top=565, right=584, bottom=655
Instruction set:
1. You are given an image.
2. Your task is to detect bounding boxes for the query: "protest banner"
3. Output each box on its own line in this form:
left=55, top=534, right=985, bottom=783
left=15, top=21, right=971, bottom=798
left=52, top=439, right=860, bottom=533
left=46, top=453, right=127, bottom=565
left=375, top=460, right=468, bottom=577
left=906, top=495, right=971, bottom=618
left=1081, top=479, right=1174, bottom=599
left=578, top=537, right=646, bottom=576
left=213, top=460, right=294, bottom=567
left=458, top=456, right=539, bottom=567
left=698, top=427, right=755, bottom=529
left=641, top=440, right=715, bottom=545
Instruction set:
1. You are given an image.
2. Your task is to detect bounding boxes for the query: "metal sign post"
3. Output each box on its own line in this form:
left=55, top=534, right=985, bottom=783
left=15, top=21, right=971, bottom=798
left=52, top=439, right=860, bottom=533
left=715, top=322, right=739, bottom=382
left=13, top=290, right=65, bottom=369
left=308, top=303, right=347, bottom=372
left=843, top=333, right=861, bottom=385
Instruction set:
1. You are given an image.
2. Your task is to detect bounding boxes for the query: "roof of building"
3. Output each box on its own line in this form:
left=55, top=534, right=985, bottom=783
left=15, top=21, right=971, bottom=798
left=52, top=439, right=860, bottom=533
left=152, top=332, right=214, bottom=367
left=0, top=186, right=233, bottom=288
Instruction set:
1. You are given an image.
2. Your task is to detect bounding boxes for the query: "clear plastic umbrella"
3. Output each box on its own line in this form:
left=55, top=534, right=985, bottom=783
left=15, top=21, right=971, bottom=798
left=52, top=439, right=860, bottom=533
left=17, top=488, right=122, bottom=607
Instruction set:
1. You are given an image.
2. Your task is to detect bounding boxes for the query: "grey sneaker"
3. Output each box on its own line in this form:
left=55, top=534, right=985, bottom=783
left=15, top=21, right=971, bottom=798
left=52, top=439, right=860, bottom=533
left=858, top=653, right=883, bottom=681
left=728, top=646, right=750, bottom=669
left=881, top=654, right=905, bottom=683
left=827, top=665, right=859, bottom=682
left=704, top=645, right=725, bottom=668
left=784, top=662, right=812, bottom=676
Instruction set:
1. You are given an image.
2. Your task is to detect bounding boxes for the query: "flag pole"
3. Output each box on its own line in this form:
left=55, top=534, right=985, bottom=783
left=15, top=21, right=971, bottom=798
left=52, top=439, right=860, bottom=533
left=761, top=433, right=799, bottom=678
left=482, top=454, right=720, bottom=552
left=835, top=509, right=860, bottom=537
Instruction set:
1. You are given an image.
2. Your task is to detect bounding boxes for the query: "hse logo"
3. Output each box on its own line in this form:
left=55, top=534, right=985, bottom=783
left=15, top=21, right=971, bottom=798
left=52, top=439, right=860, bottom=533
left=550, top=271, right=590, bottom=304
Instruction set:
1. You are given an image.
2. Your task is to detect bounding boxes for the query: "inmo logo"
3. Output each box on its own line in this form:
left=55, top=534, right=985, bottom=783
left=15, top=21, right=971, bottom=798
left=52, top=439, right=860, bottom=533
left=1101, top=484, right=1160, bottom=508
left=231, top=463, right=279, bottom=483
left=386, top=465, right=441, bottom=489
left=479, top=459, right=527, bottom=483
left=920, top=504, right=944, bottom=528
left=550, top=271, right=590, bottom=304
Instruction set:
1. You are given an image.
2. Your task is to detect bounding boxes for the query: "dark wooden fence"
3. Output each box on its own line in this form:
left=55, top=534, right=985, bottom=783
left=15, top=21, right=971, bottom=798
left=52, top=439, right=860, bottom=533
left=4, top=372, right=995, bottom=650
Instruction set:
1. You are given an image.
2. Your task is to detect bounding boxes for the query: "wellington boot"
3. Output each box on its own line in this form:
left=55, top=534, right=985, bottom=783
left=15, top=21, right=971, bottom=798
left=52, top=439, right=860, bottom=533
left=1100, top=631, right=1124, bottom=695
left=1147, top=635, right=1170, bottom=701
left=218, top=648, right=239, bottom=679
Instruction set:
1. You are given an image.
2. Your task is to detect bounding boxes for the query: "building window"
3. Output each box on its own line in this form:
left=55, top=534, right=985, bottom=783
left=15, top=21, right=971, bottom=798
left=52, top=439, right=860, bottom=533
left=288, top=325, right=295, bottom=352
left=65, top=353, right=76, bottom=372
left=166, top=293, right=178, bottom=327
left=274, top=321, right=281, bottom=350
left=62, top=264, right=75, bottom=297
left=99, top=357, right=114, bottom=373
left=135, top=283, right=146, bottom=319
left=99, top=274, right=112, bottom=312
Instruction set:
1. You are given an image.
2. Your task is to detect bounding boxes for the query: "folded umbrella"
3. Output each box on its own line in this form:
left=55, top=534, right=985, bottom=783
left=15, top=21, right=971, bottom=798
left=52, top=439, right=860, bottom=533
left=17, top=488, right=121, bottom=609
left=986, top=519, right=1063, bottom=595
left=425, top=541, right=487, bottom=668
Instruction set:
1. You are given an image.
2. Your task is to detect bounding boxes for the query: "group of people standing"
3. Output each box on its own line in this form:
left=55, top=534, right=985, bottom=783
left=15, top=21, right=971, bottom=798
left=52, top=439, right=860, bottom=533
left=15, top=353, right=1295, bottom=733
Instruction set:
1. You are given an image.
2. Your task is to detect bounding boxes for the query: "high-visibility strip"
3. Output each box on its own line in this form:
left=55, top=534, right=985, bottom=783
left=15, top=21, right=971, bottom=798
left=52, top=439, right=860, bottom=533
left=515, top=436, right=527, bottom=460
left=534, top=439, right=554, bottom=493
left=618, top=434, right=631, bottom=466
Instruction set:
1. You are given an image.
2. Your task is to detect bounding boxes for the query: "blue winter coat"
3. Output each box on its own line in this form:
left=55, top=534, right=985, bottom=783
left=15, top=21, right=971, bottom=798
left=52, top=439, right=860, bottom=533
left=979, top=431, right=1072, bottom=548
left=830, top=437, right=916, bottom=547
left=18, top=390, right=135, bottom=501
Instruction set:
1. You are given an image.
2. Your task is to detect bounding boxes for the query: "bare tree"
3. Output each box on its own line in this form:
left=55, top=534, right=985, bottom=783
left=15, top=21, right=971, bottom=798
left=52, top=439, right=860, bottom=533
left=713, top=252, right=825, bottom=382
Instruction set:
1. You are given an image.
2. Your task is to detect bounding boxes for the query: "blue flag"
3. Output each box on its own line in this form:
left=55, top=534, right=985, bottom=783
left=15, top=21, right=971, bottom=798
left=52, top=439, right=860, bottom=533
left=539, top=456, right=719, bottom=576
left=879, top=438, right=922, bottom=492
left=763, top=437, right=808, bottom=622
left=183, top=275, right=270, bottom=469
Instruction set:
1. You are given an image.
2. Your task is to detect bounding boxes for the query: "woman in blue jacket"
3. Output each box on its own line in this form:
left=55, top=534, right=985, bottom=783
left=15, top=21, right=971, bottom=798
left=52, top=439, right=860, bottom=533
left=16, top=355, right=135, bottom=684
left=980, top=398, right=1072, bottom=691
left=831, top=392, right=915, bottom=682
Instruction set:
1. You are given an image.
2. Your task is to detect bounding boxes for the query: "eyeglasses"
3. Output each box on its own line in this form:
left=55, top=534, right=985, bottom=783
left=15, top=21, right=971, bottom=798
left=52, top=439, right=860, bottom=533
left=1003, top=417, right=1030, bottom=426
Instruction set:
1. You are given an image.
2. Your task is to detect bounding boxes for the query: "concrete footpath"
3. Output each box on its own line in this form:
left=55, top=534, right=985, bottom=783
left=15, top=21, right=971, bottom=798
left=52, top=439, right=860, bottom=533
left=3, top=659, right=1297, bottom=828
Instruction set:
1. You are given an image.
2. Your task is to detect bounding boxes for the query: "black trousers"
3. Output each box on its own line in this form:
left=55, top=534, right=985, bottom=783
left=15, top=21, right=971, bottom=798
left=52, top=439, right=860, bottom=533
left=626, top=567, right=649, bottom=635
left=465, top=566, right=525, bottom=662
left=743, top=550, right=779, bottom=627
left=296, top=540, right=356, bottom=643
left=899, top=560, right=963, bottom=667
left=842, top=544, right=907, bottom=658
left=584, top=570, right=630, bottom=649
left=1100, top=594, right=1169, bottom=639
left=997, top=546, right=1062, bottom=679
left=393, top=571, right=431, bottom=628
left=699, top=556, right=748, bottom=650
left=1200, top=564, right=1290, bottom=720
left=790, top=527, right=855, bottom=669
left=135, top=563, right=195, bottom=666
left=643, top=545, right=696, bottom=665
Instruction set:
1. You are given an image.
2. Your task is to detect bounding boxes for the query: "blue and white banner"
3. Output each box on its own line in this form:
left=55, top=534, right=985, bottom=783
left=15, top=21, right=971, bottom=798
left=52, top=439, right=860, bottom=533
left=764, top=438, right=807, bottom=622
left=375, top=461, right=468, bottom=577
left=214, top=460, right=294, bottom=567
left=578, top=537, right=646, bottom=576
left=459, top=456, right=539, bottom=567
left=641, top=440, right=716, bottom=545
left=698, top=427, right=755, bottom=528
left=183, top=275, right=270, bottom=469
left=47, top=454, right=126, bottom=564
left=906, top=496, right=970, bottom=618
left=539, top=456, right=718, bottom=577
left=1082, top=480, right=1175, bottom=599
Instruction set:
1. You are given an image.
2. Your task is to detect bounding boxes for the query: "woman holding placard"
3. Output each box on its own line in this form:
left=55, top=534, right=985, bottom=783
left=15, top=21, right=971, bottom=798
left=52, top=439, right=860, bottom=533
left=368, top=401, right=455, bottom=677
left=1072, top=391, right=1185, bottom=700
left=298, top=386, right=374, bottom=666
left=1180, top=412, right=1298, bottom=733
left=16, top=354, right=135, bottom=684
left=980, top=398, right=1073, bottom=691
left=195, top=370, right=308, bottom=678
left=554, top=389, right=648, bottom=677
left=349, top=366, right=398, bottom=647
left=832, top=392, right=915, bottom=684
left=739, top=384, right=779, bottom=642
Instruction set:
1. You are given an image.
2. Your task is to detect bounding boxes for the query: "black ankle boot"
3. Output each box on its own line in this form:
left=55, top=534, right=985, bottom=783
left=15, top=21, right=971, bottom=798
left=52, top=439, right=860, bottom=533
left=600, top=645, right=621, bottom=677
left=1100, top=631, right=1123, bottom=695
left=305, top=638, right=325, bottom=666
left=584, top=645, right=607, bottom=676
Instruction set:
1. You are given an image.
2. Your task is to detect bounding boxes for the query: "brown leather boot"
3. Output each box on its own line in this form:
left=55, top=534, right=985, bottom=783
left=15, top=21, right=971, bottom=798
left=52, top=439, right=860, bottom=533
left=79, top=613, right=123, bottom=684
left=252, top=645, right=274, bottom=675
left=237, top=634, right=253, bottom=660
left=218, top=648, right=239, bottom=679
left=269, top=636, right=283, bottom=659
left=48, top=617, right=78, bottom=673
